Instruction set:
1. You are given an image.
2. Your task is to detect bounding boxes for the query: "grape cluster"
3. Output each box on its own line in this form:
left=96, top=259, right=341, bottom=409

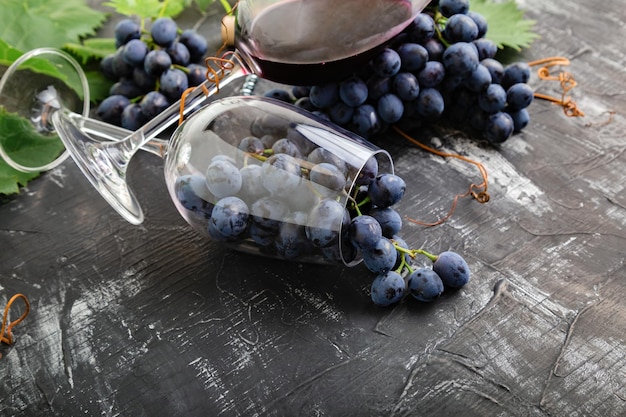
left=264, top=0, right=533, bottom=144
left=170, top=100, right=470, bottom=306
left=96, top=17, right=210, bottom=129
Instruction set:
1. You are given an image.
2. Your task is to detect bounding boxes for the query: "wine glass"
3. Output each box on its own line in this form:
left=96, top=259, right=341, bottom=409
left=0, top=0, right=430, bottom=264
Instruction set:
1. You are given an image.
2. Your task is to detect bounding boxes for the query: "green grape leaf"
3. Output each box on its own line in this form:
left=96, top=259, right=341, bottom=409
left=0, top=108, right=66, bottom=195
left=85, top=70, right=115, bottom=104
left=64, top=38, right=117, bottom=65
left=471, top=0, right=540, bottom=51
left=103, top=0, right=190, bottom=19
left=0, top=0, right=108, bottom=52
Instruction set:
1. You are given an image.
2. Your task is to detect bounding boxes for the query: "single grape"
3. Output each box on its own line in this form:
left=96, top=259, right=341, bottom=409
left=478, top=83, right=507, bottom=113
left=501, top=62, right=531, bottom=89
left=174, top=174, right=213, bottom=219
left=179, top=29, right=208, bottom=62
left=261, top=153, right=302, bottom=197
left=484, top=111, right=514, bottom=143
left=151, top=17, right=178, bottom=47
left=328, top=101, right=355, bottom=125
left=114, top=19, right=141, bottom=47
left=507, top=108, right=530, bottom=132
left=355, top=156, right=379, bottom=186
left=442, top=42, right=479, bottom=76
left=307, top=147, right=347, bottom=174
left=120, top=103, right=147, bottom=130
left=305, top=199, right=348, bottom=248
left=160, top=68, right=189, bottom=102
left=417, top=61, right=445, bottom=88
left=309, top=83, right=339, bottom=108
left=352, top=104, right=382, bottom=137
left=251, top=196, right=288, bottom=231
left=205, top=159, right=243, bottom=198
left=473, top=38, right=497, bottom=60
left=109, top=78, right=143, bottom=99
left=96, top=95, right=130, bottom=125
left=186, top=63, right=207, bottom=86
left=100, top=55, right=117, bottom=81
left=407, top=268, right=444, bottom=302
left=506, top=82, right=534, bottom=110
left=467, top=11, right=488, bottom=38
left=140, top=91, right=170, bottom=119
left=371, top=271, right=405, bottom=306
left=144, top=49, right=172, bottom=77
left=481, top=58, right=504, bottom=85
left=465, top=64, right=492, bottom=93
left=370, top=48, right=402, bottom=78
left=122, top=39, right=149, bottom=67
left=209, top=196, right=250, bottom=239
left=365, top=76, right=391, bottom=101
left=349, top=215, right=383, bottom=251
left=167, top=42, right=191, bottom=66
left=392, top=72, right=420, bottom=101
left=271, top=138, right=303, bottom=159
left=433, top=251, right=470, bottom=288
left=377, top=93, right=404, bottom=124
left=444, top=14, right=479, bottom=43
left=396, top=43, right=429, bottom=72
left=339, top=76, right=368, bottom=107
left=409, top=13, right=436, bottom=43
left=112, top=49, right=134, bottom=78
left=439, top=0, right=469, bottom=17
left=424, top=38, right=445, bottom=62
left=362, top=237, right=398, bottom=274
left=368, top=174, right=406, bottom=208
left=416, top=88, right=445, bottom=119
left=238, top=136, right=265, bottom=155
left=309, top=162, right=346, bottom=196
left=132, top=67, right=157, bottom=93
left=369, top=207, right=402, bottom=238
left=276, top=211, right=313, bottom=260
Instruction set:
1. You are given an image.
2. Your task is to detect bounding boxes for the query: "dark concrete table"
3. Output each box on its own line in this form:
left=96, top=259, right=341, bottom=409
left=1, top=1, right=625, bottom=416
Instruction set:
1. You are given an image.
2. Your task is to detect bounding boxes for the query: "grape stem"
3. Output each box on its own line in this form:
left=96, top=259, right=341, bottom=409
left=393, top=243, right=438, bottom=263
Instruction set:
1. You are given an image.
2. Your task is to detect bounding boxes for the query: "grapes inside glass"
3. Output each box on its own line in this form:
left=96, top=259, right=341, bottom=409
left=0, top=0, right=429, bottom=265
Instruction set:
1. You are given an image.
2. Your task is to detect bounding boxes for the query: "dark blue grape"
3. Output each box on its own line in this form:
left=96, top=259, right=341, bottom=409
left=481, top=58, right=504, bottom=84
left=305, top=199, right=347, bottom=248
left=508, top=108, right=530, bottom=132
left=238, top=136, right=264, bottom=155
left=506, top=82, right=534, bottom=110
left=392, top=72, right=420, bottom=101
left=96, top=95, right=130, bottom=125
left=443, top=42, right=479, bottom=76
left=167, top=42, right=191, bottom=66
left=328, top=101, right=355, bottom=125
left=122, top=39, right=149, bottom=66
left=249, top=222, right=277, bottom=246
left=407, top=268, right=444, bottom=302
left=468, top=11, right=488, bottom=38
left=140, top=91, right=170, bottom=119
left=100, top=55, right=117, bottom=80
left=186, top=63, right=206, bottom=86
left=276, top=211, right=312, bottom=259
left=338, top=76, right=368, bottom=107
left=262, top=153, right=302, bottom=197
left=409, top=13, right=436, bottom=43
left=369, top=207, right=402, bottom=238
left=433, top=251, right=470, bottom=288
left=309, top=83, right=339, bottom=108
left=309, top=162, right=346, bottom=195
left=120, top=103, right=147, bottom=130
left=151, top=17, right=178, bottom=47
left=416, top=88, right=445, bottom=119
left=349, top=215, right=383, bottom=251
left=114, top=19, right=141, bottom=47
left=251, top=196, right=288, bottom=231
left=424, top=38, right=445, bottom=62
left=352, top=104, right=382, bottom=137
left=179, top=29, right=208, bottom=62
left=112, top=48, right=134, bottom=78
left=502, top=62, right=531, bottom=89
left=160, top=68, right=189, bottom=102
left=307, top=148, right=347, bottom=174
left=368, top=174, right=406, bottom=208
left=484, top=111, right=514, bottom=143
left=478, top=83, right=507, bottom=113
left=377, top=93, right=404, bottom=124
left=356, top=156, right=378, bottom=186
left=473, top=38, right=497, bottom=60
left=397, top=43, right=428, bottom=72
left=271, top=138, right=302, bottom=158
left=363, top=238, right=397, bottom=274
left=366, top=76, right=391, bottom=101
left=144, top=49, right=172, bottom=77
left=418, top=61, right=445, bottom=88
left=210, top=196, right=250, bottom=239
left=370, top=48, right=402, bottom=78
left=444, top=14, right=479, bottom=43
left=174, top=174, right=213, bottom=218
left=291, top=85, right=311, bottom=99
left=132, top=67, right=157, bottom=93
left=465, top=64, right=492, bottom=93
left=439, top=0, right=469, bottom=17
left=109, top=78, right=143, bottom=99
left=371, top=271, right=405, bottom=306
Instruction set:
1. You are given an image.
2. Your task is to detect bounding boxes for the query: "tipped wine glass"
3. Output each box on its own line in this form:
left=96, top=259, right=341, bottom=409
left=0, top=0, right=429, bottom=264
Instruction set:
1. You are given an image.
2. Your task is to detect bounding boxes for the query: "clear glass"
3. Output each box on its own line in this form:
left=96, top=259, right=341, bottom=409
left=233, top=0, right=431, bottom=84
left=165, top=96, right=393, bottom=265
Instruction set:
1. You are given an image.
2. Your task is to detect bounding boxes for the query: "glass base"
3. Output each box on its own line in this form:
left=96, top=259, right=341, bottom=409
left=52, top=110, right=144, bottom=225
